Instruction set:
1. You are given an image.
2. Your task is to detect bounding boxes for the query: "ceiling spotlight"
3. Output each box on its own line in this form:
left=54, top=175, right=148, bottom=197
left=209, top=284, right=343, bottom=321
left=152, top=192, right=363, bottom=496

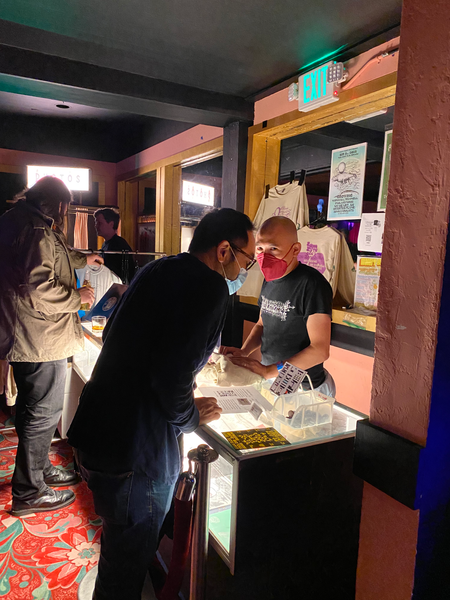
left=56, top=103, right=69, bottom=109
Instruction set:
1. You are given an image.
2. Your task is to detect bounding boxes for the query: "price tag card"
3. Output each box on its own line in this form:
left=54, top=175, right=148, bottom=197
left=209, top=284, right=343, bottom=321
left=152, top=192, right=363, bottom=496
left=249, top=402, right=263, bottom=421
left=270, top=362, right=308, bottom=396
left=223, top=427, right=290, bottom=450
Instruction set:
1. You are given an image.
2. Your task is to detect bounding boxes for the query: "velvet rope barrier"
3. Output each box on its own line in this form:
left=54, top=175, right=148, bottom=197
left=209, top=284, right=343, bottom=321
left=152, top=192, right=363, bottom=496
left=156, top=472, right=195, bottom=600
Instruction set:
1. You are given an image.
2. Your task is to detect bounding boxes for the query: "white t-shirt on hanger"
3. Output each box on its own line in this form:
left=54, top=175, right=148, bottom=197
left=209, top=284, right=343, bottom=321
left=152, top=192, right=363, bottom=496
left=76, top=264, right=122, bottom=308
left=253, top=182, right=310, bottom=231
left=238, top=182, right=310, bottom=299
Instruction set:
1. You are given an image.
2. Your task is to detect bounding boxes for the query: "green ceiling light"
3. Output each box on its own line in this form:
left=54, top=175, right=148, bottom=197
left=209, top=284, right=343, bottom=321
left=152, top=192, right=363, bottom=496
left=300, top=44, right=348, bottom=73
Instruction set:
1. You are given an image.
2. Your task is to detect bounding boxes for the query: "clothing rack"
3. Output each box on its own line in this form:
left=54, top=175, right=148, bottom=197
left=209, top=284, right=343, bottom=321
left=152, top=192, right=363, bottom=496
left=74, top=249, right=166, bottom=256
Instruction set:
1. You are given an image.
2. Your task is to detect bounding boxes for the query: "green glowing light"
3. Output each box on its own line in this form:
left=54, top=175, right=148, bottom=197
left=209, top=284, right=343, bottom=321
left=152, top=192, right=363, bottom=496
left=300, top=45, right=347, bottom=72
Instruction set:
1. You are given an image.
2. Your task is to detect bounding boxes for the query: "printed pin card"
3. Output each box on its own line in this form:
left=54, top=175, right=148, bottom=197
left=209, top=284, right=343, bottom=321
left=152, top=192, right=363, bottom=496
left=270, top=362, right=309, bottom=396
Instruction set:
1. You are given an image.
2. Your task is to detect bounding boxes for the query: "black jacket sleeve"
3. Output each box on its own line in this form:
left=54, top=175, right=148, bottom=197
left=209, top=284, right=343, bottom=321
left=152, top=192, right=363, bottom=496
left=149, top=274, right=228, bottom=433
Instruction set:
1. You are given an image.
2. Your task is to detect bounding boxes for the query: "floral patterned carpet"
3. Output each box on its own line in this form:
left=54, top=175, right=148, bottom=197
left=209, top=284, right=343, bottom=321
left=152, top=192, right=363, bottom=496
left=0, top=410, right=102, bottom=599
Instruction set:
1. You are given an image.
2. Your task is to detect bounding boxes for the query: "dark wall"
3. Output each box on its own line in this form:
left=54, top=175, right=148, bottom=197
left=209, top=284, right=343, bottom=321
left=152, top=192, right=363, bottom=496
left=0, top=113, right=194, bottom=163
left=0, top=172, right=26, bottom=216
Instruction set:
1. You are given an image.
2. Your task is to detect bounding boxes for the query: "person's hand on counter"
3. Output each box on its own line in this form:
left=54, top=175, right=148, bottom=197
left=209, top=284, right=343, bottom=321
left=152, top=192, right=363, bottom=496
left=219, top=346, right=245, bottom=357
left=195, top=396, right=223, bottom=425
left=86, top=253, right=104, bottom=266
left=229, top=356, right=278, bottom=380
left=79, top=286, right=95, bottom=308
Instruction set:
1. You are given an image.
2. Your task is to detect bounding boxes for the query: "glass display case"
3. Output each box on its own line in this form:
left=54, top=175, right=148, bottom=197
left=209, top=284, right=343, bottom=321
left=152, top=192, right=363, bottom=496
left=72, top=324, right=364, bottom=599
left=72, top=324, right=102, bottom=383
left=184, top=397, right=362, bottom=575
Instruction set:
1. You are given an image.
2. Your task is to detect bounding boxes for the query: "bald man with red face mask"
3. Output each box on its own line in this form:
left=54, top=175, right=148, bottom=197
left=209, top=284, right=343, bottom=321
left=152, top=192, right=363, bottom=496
left=223, top=216, right=336, bottom=396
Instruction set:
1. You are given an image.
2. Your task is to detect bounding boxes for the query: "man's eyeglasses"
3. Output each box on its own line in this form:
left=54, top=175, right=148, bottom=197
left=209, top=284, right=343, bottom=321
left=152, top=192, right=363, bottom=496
left=230, top=243, right=257, bottom=271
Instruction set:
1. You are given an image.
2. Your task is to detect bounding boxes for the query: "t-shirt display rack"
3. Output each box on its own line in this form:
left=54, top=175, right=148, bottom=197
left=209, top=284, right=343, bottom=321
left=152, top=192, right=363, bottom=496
left=74, top=249, right=166, bottom=257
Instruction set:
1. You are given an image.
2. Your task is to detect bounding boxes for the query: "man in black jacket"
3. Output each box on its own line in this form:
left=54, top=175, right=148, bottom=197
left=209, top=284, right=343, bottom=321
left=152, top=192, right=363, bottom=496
left=68, top=208, right=255, bottom=600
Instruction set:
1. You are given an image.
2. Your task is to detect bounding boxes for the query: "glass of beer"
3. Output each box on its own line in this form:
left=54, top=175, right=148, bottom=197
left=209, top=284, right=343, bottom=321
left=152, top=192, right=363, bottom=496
left=92, top=316, right=107, bottom=333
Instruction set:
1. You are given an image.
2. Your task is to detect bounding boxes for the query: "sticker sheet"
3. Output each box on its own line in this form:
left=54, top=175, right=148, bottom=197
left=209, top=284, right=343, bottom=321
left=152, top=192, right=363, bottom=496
left=223, top=427, right=290, bottom=450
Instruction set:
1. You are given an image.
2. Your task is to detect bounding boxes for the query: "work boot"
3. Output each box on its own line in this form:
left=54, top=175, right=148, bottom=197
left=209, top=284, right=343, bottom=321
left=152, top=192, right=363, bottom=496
left=11, top=489, right=76, bottom=517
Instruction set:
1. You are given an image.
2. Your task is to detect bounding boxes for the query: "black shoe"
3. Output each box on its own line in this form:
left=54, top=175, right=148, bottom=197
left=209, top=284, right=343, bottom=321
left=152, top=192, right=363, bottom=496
left=11, top=489, right=76, bottom=517
left=44, top=465, right=80, bottom=487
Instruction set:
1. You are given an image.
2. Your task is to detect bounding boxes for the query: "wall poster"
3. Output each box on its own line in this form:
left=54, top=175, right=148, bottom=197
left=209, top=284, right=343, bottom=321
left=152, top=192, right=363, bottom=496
left=377, top=129, right=393, bottom=212
left=357, top=213, right=385, bottom=254
left=327, top=142, right=367, bottom=221
left=354, top=256, right=382, bottom=310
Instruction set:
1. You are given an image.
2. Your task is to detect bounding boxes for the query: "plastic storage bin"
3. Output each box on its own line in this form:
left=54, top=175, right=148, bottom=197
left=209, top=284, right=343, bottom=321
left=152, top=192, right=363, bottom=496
left=272, top=390, right=335, bottom=429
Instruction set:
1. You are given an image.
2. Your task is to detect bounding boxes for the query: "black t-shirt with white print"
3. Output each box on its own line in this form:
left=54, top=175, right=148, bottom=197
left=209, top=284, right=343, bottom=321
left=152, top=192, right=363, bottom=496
left=258, top=262, right=332, bottom=388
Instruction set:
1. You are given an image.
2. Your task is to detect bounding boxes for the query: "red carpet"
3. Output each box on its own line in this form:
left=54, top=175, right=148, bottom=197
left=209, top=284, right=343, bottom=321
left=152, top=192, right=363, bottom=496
left=0, top=410, right=101, bottom=599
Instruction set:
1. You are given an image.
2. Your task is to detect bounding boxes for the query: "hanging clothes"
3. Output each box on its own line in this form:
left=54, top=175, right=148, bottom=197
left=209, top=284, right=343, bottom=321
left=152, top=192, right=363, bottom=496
left=73, top=210, right=89, bottom=249
left=238, top=182, right=310, bottom=299
left=253, top=182, right=310, bottom=231
left=297, top=226, right=341, bottom=295
left=75, top=264, right=122, bottom=308
left=296, top=226, right=356, bottom=306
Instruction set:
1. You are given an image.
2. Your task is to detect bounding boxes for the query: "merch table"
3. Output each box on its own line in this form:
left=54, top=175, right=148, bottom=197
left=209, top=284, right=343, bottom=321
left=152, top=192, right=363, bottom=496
left=71, top=324, right=364, bottom=600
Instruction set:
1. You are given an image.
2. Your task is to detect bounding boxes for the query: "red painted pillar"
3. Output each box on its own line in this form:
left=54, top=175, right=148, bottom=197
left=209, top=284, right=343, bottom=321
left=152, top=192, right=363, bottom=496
left=356, top=0, right=450, bottom=598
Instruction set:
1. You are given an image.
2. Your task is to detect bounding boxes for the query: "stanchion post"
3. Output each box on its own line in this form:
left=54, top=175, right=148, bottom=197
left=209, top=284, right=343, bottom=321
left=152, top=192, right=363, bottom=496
left=188, top=444, right=219, bottom=600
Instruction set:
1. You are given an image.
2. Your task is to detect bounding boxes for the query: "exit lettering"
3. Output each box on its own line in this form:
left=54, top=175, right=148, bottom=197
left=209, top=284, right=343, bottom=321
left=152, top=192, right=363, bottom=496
left=303, top=65, right=329, bottom=104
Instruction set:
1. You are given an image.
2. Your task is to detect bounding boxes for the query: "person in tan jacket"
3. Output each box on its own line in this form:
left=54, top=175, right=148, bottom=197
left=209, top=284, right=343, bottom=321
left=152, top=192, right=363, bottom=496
left=0, top=176, right=97, bottom=517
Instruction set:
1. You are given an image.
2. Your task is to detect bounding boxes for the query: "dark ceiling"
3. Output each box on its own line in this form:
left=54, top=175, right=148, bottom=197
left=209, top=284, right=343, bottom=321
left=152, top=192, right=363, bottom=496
left=0, top=89, right=194, bottom=162
left=0, top=0, right=401, bottom=97
left=0, top=1, right=402, bottom=161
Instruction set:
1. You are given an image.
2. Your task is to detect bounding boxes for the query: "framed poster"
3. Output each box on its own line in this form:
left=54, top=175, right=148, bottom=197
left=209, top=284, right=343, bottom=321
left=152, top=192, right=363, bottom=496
left=327, top=142, right=367, bottom=221
left=377, top=129, right=393, bottom=212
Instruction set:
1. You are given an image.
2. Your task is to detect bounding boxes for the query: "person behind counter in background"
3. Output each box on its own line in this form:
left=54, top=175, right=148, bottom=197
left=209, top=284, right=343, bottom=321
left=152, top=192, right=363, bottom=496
left=0, top=176, right=97, bottom=518
left=223, top=215, right=336, bottom=397
left=67, top=208, right=256, bottom=600
left=94, top=207, right=135, bottom=283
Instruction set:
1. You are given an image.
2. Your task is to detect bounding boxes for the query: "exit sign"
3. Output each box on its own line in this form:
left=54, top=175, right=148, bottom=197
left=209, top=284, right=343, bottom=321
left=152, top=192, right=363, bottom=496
left=298, top=61, right=340, bottom=113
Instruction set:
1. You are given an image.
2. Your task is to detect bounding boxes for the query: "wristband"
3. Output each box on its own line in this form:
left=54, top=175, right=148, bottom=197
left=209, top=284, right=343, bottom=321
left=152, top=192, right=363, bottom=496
left=276, top=362, right=284, bottom=372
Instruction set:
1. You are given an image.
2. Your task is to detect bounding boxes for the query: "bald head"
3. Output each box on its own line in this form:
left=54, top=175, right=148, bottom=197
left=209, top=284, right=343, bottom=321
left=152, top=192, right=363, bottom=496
left=255, top=216, right=301, bottom=279
left=259, top=216, right=298, bottom=244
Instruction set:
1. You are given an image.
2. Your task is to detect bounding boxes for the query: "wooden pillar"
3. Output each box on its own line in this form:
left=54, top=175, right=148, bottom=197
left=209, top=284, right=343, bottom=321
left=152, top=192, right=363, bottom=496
left=355, top=0, right=450, bottom=598
left=222, top=121, right=250, bottom=212
left=156, top=165, right=181, bottom=256
left=244, top=134, right=280, bottom=220
left=122, top=180, right=138, bottom=249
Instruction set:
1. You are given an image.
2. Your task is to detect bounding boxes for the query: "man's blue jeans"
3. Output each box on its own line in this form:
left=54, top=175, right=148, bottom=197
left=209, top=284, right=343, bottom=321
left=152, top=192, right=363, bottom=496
left=79, top=456, right=174, bottom=600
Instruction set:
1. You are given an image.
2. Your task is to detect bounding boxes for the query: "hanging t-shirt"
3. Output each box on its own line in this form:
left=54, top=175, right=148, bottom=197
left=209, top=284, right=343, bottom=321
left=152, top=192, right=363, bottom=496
left=76, top=264, right=122, bottom=309
left=258, top=263, right=332, bottom=388
left=297, top=226, right=341, bottom=295
left=296, top=226, right=356, bottom=306
left=239, top=182, right=310, bottom=300
left=253, top=182, right=310, bottom=231
left=333, top=228, right=357, bottom=307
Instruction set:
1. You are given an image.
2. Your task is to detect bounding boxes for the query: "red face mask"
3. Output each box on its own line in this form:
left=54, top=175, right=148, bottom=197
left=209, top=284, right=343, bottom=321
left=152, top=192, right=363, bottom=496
left=256, top=244, right=296, bottom=281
